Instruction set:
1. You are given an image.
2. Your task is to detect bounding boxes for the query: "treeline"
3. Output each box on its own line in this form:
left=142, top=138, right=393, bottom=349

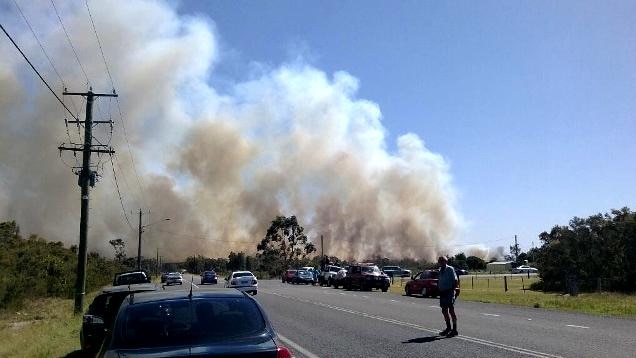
left=533, top=207, right=635, bottom=293
left=0, top=221, right=125, bottom=309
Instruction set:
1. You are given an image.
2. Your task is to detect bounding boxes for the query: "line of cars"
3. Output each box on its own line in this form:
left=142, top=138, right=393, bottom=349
left=285, top=263, right=392, bottom=292
left=81, top=269, right=285, bottom=357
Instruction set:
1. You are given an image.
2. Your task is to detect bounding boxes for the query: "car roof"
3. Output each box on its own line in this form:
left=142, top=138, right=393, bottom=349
left=125, top=288, right=248, bottom=305
left=101, top=283, right=157, bottom=294
left=231, top=271, right=254, bottom=275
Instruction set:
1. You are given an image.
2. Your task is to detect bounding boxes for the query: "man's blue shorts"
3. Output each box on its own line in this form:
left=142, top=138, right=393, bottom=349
left=439, top=290, right=455, bottom=309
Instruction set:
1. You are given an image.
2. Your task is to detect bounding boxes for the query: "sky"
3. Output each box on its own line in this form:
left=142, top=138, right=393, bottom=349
left=0, top=0, right=634, bottom=261
left=179, top=0, right=636, bottom=253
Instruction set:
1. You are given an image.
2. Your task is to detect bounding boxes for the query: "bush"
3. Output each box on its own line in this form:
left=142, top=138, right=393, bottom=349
left=0, top=220, right=124, bottom=310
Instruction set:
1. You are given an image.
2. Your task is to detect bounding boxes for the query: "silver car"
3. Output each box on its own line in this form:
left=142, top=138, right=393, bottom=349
left=165, top=272, right=183, bottom=285
left=225, top=271, right=258, bottom=295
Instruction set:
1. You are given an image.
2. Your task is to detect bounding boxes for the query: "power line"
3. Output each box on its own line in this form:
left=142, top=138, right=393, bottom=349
left=50, top=0, right=90, bottom=86
left=12, top=0, right=65, bottom=86
left=84, top=0, right=147, bottom=207
left=0, top=21, right=79, bottom=121
left=109, top=153, right=135, bottom=231
left=84, top=0, right=114, bottom=87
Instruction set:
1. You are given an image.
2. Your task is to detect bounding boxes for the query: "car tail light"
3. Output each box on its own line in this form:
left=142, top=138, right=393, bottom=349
left=276, top=346, right=293, bottom=358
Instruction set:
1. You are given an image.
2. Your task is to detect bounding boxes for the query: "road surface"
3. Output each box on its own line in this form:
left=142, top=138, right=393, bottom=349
left=164, top=276, right=635, bottom=358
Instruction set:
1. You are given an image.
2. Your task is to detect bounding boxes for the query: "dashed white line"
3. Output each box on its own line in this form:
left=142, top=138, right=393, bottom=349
left=566, top=324, right=589, bottom=329
left=482, top=313, right=500, bottom=317
left=278, top=333, right=321, bottom=358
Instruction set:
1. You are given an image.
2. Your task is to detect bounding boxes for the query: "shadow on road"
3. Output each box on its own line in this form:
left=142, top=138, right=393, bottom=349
left=402, top=335, right=446, bottom=344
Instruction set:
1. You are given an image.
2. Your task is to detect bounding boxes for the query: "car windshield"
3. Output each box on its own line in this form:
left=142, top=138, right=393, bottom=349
left=115, top=297, right=266, bottom=348
left=329, top=267, right=341, bottom=272
left=233, top=272, right=253, bottom=278
left=115, top=273, right=147, bottom=285
left=362, top=266, right=381, bottom=274
left=204, top=272, right=215, bottom=276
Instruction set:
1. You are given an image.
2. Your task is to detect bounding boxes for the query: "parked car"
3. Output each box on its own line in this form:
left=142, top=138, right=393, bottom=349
left=81, top=283, right=157, bottom=354
left=319, top=265, right=342, bottom=286
left=343, top=263, right=391, bottom=292
left=331, top=266, right=349, bottom=288
left=282, top=269, right=297, bottom=283
left=165, top=272, right=183, bottom=286
left=405, top=269, right=440, bottom=297
left=97, top=289, right=293, bottom=358
left=292, top=269, right=316, bottom=285
left=200, top=270, right=218, bottom=285
left=112, top=270, right=152, bottom=286
left=456, top=269, right=469, bottom=276
left=512, top=265, right=538, bottom=274
left=382, top=265, right=412, bottom=278
left=225, top=271, right=258, bottom=295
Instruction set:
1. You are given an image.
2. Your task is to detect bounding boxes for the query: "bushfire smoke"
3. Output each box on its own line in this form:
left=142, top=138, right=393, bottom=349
left=0, top=0, right=461, bottom=261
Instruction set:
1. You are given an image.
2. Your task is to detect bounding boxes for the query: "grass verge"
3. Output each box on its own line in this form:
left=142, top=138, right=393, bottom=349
left=0, top=295, right=93, bottom=358
left=390, top=275, right=636, bottom=318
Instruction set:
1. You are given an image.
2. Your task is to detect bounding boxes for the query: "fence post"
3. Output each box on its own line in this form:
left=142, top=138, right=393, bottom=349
left=522, top=277, right=525, bottom=292
left=487, top=278, right=490, bottom=289
left=504, top=276, right=508, bottom=292
left=597, top=278, right=601, bottom=293
left=472, top=276, right=474, bottom=289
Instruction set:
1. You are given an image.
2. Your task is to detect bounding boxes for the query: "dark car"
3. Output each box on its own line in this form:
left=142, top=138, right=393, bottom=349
left=342, top=263, right=390, bottom=292
left=281, top=269, right=297, bottom=283
left=200, top=270, right=218, bottom=285
left=98, top=289, right=293, bottom=358
left=404, top=269, right=440, bottom=297
left=113, top=270, right=152, bottom=286
left=81, top=283, right=157, bottom=354
left=292, top=269, right=316, bottom=285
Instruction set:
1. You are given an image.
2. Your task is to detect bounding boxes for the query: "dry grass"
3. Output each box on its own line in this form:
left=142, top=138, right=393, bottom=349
left=0, top=295, right=91, bottom=358
left=390, top=275, right=636, bottom=318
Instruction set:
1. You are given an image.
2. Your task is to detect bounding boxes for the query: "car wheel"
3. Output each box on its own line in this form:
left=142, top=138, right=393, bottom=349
left=382, top=286, right=388, bottom=292
left=405, top=287, right=411, bottom=296
left=422, top=287, right=428, bottom=297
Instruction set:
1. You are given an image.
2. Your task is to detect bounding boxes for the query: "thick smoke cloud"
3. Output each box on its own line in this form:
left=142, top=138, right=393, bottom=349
left=0, top=0, right=461, bottom=261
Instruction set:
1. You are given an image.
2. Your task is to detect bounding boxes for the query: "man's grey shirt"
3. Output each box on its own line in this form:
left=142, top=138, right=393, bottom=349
left=438, top=265, right=457, bottom=291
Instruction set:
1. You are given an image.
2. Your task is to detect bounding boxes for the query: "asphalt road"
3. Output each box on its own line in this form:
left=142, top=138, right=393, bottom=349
left=164, top=276, right=635, bottom=358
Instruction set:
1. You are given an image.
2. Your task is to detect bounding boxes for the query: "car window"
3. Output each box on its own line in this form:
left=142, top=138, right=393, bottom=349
left=233, top=272, right=254, bottom=278
left=115, top=298, right=266, bottom=348
left=329, top=266, right=340, bottom=272
left=87, top=294, right=108, bottom=316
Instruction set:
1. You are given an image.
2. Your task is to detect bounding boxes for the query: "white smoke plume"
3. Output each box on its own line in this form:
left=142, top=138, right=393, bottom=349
left=0, top=0, right=461, bottom=261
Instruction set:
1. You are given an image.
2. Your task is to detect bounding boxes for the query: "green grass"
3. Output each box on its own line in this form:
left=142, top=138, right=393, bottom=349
left=0, top=295, right=91, bottom=358
left=390, top=275, right=636, bottom=318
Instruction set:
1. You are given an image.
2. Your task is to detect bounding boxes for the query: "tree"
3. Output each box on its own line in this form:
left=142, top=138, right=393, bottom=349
left=257, top=215, right=316, bottom=276
left=466, top=256, right=486, bottom=271
left=108, top=238, right=126, bottom=262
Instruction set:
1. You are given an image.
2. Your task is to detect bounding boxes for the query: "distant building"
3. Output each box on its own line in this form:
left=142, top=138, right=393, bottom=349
left=486, top=261, right=514, bottom=273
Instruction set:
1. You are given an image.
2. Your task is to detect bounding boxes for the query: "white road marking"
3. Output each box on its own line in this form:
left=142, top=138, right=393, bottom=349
left=429, top=305, right=438, bottom=308
left=390, top=299, right=398, bottom=302
left=278, top=333, right=321, bottom=358
left=262, top=290, right=563, bottom=358
left=566, top=324, right=589, bottom=329
left=482, top=313, right=500, bottom=317
left=339, top=292, right=346, bottom=295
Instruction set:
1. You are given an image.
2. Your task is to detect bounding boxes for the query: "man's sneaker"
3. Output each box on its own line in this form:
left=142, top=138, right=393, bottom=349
left=446, top=329, right=459, bottom=337
left=439, top=328, right=451, bottom=336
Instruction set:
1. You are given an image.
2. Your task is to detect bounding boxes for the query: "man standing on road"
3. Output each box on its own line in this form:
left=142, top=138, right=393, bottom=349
left=437, top=256, right=459, bottom=337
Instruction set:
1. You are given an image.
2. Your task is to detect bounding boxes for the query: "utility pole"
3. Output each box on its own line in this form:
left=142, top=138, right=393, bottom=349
left=138, top=209, right=143, bottom=270
left=58, top=89, right=117, bottom=314
left=514, top=234, right=519, bottom=262
left=320, top=235, right=324, bottom=269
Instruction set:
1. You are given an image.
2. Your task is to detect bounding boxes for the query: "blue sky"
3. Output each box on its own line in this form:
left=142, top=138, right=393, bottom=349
left=179, top=1, right=635, bottom=253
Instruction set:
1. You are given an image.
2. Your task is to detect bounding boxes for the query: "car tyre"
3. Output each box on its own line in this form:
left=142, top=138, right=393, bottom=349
left=405, top=287, right=412, bottom=296
left=422, top=287, right=429, bottom=298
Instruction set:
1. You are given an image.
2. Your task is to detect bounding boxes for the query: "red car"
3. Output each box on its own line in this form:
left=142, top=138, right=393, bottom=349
left=282, top=269, right=297, bottom=283
left=405, top=269, right=461, bottom=298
